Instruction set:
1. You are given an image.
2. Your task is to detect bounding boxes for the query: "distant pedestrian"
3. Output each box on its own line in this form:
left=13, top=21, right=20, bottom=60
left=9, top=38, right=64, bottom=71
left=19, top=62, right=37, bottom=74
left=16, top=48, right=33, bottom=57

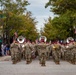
left=6, top=44, right=10, bottom=55
left=0, top=43, right=2, bottom=56
left=1, top=43, right=6, bottom=56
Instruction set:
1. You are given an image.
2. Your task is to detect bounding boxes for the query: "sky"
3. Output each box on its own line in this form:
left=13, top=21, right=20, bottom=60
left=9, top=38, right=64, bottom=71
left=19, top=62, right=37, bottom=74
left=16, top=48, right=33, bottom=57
left=27, top=0, right=54, bottom=31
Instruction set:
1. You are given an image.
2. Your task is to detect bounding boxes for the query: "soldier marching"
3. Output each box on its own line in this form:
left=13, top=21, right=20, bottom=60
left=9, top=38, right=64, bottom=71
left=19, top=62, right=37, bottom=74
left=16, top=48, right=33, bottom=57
left=10, top=35, right=76, bottom=66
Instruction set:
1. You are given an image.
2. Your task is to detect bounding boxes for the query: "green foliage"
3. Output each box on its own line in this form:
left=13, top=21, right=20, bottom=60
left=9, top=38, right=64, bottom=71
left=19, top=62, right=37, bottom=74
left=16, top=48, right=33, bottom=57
left=42, top=11, right=76, bottom=40
left=0, top=0, right=39, bottom=42
left=4, top=12, right=39, bottom=41
left=18, top=12, right=39, bottom=41
left=44, top=0, right=76, bottom=40
left=41, top=17, right=58, bottom=41
left=0, top=0, right=29, bottom=15
left=5, top=13, right=25, bottom=35
left=45, top=0, right=76, bottom=15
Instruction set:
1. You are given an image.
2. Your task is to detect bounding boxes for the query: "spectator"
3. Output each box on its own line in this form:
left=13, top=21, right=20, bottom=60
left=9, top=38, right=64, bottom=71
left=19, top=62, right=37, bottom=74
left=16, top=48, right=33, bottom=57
left=1, top=43, right=6, bottom=56
left=0, top=43, right=2, bottom=56
left=6, top=44, right=10, bottom=55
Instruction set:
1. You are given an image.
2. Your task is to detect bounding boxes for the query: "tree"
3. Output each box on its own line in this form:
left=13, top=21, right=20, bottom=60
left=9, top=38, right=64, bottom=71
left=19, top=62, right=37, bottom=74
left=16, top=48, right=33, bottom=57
left=45, top=0, right=76, bottom=15
left=4, top=13, right=25, bottom=35
left=44, top=0, right=76, bottom=40
left=0, top=0, right=29, bottom=44
left=0, top=0, right=29, bottom=15
left=41, top=17, right=58, bottom=41
left=18, top=12, right=39, bottom=41
left=3, top=11, right=39, bottom=42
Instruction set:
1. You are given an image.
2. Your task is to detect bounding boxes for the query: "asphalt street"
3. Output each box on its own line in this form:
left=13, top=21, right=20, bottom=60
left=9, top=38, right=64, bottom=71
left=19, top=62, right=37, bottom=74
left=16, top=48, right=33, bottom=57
left=0, top=56, right=76, bottom=75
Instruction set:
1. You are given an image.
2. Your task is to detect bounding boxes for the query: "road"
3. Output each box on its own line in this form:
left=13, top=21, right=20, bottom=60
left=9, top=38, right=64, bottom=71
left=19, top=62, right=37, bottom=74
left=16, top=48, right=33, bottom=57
left=0, top=56, right=76, bottom=75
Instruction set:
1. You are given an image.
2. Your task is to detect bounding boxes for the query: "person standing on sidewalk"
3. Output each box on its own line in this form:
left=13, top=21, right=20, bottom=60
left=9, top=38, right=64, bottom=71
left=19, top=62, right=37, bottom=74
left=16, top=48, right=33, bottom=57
left=6, top=44, right=10, bottom=55
left=1, top=43, right=6, bottom=56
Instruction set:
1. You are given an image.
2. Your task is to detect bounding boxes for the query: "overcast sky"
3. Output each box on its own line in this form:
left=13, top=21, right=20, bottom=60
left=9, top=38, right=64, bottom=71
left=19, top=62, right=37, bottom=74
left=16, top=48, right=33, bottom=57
left=27, top=0, right=54, bottom=31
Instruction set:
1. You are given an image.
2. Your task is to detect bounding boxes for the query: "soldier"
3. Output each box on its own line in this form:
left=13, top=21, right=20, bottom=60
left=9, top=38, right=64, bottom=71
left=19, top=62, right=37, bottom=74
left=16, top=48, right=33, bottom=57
left=72, top=42, right=76, bottom=64
left=35, top=36, right=49, bottom=65
left=17, top=35, right=26, bottom=60
left=51, top=42, right=61, bottom=64
left=63, top=39, right=75, bottom=64
left=10, top=41, right=22, bottom=64
left=70, top=46, right=76, bottom=64
left=24, top=42, right=32, bottom=64
left=64, top=40, right=75, bottom=63
left=40, top=53, right=46, bottom=66
left=46, top=44, right=52, bottom=60
left=31, top=42, right=36, bottom=59
left=64, top=47, right=71, bottom=62
left=34, top=44, right=39, bottom=58
left=60, top=43, right=66, bottom=60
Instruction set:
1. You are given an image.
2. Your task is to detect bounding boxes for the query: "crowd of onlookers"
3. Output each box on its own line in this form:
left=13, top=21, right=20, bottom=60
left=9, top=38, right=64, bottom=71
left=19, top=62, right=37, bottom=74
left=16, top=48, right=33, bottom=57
left=0, top=43, right=10, bottom=56
left=0, top=32, right=17, bottom=56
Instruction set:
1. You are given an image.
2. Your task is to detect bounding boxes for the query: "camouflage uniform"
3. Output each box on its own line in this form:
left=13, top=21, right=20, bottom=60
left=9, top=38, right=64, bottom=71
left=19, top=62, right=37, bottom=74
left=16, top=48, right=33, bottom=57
left=64, top=43, right=76, bottom=64
left=31, top=44, right=36, bottom=59
left=24, top=43, right=32, bottom=64
left=51, top=44, right=61, bottom=64
left=21, top=43, right=26, bottom=60
left=40, top=53, right=46, bottom=66
left=35, top=43, right=48, bottom=65
left=59, top=44, right=65, bottom=60
left=64, top=47, right=71, bottom=62
left=70, top=46, right=76, bottom=64
left=10, top=43, right=22, bottom=64
left=46, top=45, right=52, bottom=59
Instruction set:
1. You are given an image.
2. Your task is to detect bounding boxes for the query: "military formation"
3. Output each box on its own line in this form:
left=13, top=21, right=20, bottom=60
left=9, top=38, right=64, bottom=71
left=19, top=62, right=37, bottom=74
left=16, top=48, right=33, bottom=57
left=10, top=36, right=76, bottom=66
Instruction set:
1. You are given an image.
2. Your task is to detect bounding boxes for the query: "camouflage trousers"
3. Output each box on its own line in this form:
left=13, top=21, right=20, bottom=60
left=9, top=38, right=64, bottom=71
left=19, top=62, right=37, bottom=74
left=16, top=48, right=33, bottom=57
left=52, top=49, right=61, bottom=64
left=40, top=55, right=46, bottom=66
left=64, top=50, right=76, bottom=64
left=64, top=50, right=71, bottom=62
left=40, top=58, right=46, bottom=66
left=11, top=52, right=21, bottom=64
left=70, top=53, right=76, bottom=64
left=25, top=54, right=32, bottom=64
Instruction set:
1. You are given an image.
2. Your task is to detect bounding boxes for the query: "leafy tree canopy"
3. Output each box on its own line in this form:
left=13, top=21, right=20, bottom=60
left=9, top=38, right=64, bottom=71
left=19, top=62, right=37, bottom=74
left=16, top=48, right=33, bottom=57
left=45, top=0, right=76, bottom=15
left=0, top=0, right=29, bottom=15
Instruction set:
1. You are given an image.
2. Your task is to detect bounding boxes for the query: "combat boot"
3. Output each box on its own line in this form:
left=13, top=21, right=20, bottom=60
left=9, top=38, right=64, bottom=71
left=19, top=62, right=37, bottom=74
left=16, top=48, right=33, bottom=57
left=41, top=63, right=46, bottom=66
left=13, top=61, right=17, bottom=64
left=26, top=61, right=29, bottom=64
left=55, top=61, right=60, bottom=64
left=71, top=60, right=75, bottom=64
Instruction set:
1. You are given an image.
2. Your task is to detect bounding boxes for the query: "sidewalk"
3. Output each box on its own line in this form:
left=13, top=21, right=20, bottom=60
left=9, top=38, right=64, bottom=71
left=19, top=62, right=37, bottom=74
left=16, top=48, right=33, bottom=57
left=0, top=56, right=11, bottom=61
